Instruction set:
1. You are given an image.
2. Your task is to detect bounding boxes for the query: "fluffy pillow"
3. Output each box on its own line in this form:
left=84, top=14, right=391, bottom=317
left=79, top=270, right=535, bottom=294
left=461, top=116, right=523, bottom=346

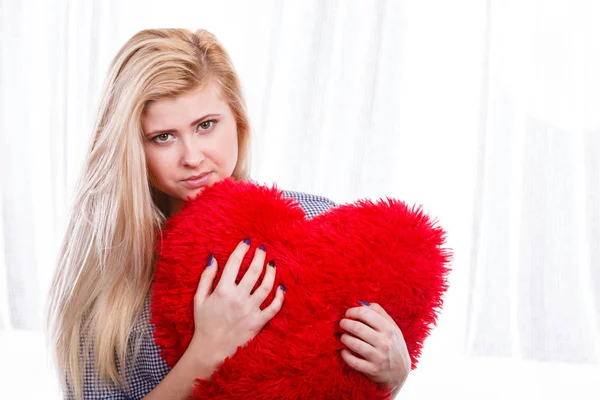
left=151, top=178, right=451, bottom=399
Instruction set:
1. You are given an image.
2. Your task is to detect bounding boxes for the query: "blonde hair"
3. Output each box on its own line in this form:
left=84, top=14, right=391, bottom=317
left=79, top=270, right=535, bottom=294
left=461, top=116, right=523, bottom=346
left=45, top=28, right=251, bottom=399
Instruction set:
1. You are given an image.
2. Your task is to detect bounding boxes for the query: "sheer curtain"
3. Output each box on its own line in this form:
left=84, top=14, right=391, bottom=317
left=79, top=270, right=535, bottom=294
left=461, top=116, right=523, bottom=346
left=1, top=0, right=598, bottom=398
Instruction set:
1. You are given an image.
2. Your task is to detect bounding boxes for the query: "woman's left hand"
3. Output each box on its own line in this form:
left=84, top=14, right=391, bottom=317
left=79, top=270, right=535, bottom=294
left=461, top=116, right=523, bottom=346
left=339, top=302, right=411, bottom=393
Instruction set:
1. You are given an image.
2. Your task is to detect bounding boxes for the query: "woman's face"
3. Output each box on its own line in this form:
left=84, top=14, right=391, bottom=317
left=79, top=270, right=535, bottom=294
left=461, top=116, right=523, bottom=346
left=142, top=82, right=239, bottom=213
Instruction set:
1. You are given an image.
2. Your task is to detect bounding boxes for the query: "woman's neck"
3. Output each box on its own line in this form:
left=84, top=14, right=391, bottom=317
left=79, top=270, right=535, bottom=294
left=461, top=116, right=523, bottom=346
left=167, top=197, right=183, bottom=218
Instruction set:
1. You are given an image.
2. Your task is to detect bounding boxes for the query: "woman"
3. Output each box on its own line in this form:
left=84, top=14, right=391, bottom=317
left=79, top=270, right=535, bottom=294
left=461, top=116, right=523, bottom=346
left=46, top=28, right=410, bottom=399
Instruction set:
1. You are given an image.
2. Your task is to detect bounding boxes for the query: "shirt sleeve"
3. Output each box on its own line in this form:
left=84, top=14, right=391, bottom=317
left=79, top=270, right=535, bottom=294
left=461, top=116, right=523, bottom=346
left=65, top=296, right=170, bottom=400
left=120, top=296, right=171, bottom=399
left=62, top=343, right=131, bottom=400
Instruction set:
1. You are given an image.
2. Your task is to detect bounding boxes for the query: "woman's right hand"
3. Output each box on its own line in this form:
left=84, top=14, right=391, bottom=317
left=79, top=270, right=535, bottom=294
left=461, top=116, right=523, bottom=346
left=185, top=239, right=285, bottom=372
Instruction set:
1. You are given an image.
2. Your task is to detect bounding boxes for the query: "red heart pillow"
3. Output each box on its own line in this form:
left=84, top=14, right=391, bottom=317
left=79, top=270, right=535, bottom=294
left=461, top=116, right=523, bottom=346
left=150, top=178, right=451, bottom=399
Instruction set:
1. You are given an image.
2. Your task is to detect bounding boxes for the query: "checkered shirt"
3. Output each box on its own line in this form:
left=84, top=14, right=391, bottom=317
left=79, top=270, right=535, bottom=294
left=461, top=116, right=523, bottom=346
left=70, top=189, right=337, bottom=399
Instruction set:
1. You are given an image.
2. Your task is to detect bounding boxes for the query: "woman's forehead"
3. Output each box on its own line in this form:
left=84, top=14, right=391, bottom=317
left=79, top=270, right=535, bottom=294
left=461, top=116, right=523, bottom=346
left=142, top=83, right=229, bottom=128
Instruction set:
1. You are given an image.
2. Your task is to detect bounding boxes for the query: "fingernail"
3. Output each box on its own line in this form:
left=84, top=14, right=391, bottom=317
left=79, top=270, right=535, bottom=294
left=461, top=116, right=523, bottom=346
left=259, top=245, right=266, bottom=251
left=358, top=300, right=370, bottom=306
left=268, top=260, right=275, bottom=268
left=206, top=253, right=214, bottom=267
left=279, top=284, right=286, bottom=292
left=243, top=238, right=251, bottom=245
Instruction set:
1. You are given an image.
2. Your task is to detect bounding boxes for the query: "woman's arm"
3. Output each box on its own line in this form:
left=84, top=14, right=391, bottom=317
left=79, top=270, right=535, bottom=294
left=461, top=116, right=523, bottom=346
left=142, top=343, right=217, bottom=400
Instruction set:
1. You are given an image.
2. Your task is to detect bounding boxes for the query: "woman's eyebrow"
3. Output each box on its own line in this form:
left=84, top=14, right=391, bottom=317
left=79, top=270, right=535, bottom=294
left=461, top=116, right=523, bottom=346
left=146, top=113, right=222, bottom=136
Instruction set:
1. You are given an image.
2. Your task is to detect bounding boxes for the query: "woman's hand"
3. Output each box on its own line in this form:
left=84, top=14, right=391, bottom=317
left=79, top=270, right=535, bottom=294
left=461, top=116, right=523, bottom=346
left=186, top=239, right=285, bottom=372
left=339, top=302, right=411, bottom=393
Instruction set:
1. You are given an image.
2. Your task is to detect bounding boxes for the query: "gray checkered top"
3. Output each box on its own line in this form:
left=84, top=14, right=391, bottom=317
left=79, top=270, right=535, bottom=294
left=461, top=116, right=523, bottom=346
left=69, top=189, right=337, bottom=399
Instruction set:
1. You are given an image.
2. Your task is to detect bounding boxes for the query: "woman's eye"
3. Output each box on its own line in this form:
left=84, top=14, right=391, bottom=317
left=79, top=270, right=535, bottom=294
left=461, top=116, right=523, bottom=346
left=198, top=119, right=217, bottom=131
left=153, top=133, right=172, bottom=143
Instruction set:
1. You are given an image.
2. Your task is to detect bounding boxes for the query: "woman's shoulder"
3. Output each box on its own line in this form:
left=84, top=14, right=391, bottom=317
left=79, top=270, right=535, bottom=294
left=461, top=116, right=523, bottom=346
left=247, top=178, right=337, bottom=219
left=281, top=189, right=338, bottom=219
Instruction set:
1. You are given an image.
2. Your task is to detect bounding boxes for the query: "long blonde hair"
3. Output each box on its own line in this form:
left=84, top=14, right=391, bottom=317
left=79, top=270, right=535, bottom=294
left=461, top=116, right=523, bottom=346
left=45, top=28, right=252, bottom=399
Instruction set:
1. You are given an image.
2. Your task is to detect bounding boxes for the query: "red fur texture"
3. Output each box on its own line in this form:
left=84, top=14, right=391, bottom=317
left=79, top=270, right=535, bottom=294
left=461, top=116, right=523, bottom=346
left=150, top=178, right=451, bottom=399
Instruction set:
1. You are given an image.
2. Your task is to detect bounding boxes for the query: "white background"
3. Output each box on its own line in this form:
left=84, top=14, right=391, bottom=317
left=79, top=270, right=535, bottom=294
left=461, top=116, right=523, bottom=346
left=1, top=0, right=599, bottom=398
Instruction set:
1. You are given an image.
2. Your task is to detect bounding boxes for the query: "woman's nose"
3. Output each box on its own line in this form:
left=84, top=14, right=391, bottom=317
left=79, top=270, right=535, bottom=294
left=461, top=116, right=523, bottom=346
left=180, top=138, right=205, bottom=167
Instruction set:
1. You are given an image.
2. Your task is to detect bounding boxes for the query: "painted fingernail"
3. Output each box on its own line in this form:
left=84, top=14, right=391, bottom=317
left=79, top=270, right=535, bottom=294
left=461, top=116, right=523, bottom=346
left=279, top=284, right=286, bottom=292
left=358, top=300, right=370, bottom=306
left=259, top=245, right=266, bottom=251
left=206, top=253, right=214, bottom=267
left=243, top=238, right=251, bottom=245
left=268, top=260, right=275, bottom=268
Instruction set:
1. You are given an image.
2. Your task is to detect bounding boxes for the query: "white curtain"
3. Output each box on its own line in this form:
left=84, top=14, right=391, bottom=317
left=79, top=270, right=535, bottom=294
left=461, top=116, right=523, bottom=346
left=1, top=0, right=598, bottom=398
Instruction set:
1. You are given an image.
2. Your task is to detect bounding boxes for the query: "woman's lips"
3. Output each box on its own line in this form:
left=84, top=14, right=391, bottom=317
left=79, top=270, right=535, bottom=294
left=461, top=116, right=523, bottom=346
left=181, top=172, right=212, bottom=189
